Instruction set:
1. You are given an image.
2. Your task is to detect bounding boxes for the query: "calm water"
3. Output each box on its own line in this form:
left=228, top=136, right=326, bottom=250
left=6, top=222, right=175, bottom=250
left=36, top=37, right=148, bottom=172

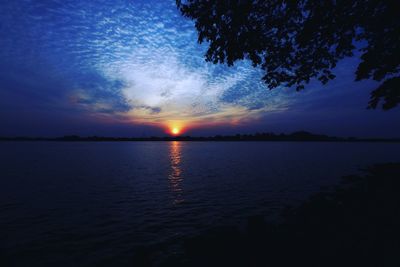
left=1, top=141, right=400, bottom=266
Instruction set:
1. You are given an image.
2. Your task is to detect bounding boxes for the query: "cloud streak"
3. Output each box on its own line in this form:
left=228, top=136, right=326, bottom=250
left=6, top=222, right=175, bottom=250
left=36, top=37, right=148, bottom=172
left=0, top=0, right=293, bottom=133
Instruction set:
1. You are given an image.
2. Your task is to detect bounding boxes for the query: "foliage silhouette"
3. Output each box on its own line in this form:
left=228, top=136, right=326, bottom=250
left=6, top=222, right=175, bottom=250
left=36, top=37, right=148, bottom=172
left=177, top=0, right=400, bottom=109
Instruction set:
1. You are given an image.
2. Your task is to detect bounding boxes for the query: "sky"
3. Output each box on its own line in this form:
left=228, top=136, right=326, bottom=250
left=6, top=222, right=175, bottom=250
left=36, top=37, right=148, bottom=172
left=0, top=0, right=399, bottom=137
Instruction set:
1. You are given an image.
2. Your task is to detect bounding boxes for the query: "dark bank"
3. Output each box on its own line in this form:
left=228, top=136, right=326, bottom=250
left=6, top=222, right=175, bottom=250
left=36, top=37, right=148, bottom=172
left=135, top=163, right=400, bottom=267
left=1, top=131, right=400, bottom=142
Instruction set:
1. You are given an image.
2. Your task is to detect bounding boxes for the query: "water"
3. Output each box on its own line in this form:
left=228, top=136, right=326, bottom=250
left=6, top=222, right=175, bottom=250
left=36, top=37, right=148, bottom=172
left=1, top=141, right=399, bottom=266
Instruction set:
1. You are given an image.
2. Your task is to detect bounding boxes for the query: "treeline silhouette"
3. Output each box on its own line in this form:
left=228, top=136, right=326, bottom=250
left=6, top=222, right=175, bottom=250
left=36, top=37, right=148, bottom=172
left=0, top=131, right=399, bottom=142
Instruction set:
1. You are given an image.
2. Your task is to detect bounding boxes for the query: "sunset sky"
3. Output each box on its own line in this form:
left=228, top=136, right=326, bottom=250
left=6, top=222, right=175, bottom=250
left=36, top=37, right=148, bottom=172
left=1, top=0, right=399, bottom=137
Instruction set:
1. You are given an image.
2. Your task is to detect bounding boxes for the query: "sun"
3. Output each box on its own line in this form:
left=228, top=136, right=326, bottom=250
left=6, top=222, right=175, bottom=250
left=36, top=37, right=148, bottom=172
left=167, top=121, right=184, bottom=136
left=171, top=127, right=181, bottom=135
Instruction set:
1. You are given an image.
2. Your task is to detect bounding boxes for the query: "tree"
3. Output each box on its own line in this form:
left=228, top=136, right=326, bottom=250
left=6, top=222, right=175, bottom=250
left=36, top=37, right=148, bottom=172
left=177, top=0, right=400, bottom=110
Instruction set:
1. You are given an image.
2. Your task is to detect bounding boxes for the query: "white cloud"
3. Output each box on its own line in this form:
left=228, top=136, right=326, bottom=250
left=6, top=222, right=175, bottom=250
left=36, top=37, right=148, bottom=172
left=1, top=0, right=291, bottom=129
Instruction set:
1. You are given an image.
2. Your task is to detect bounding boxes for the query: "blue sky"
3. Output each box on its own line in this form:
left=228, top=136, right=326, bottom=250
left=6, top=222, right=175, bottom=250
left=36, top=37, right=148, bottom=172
left=0, top=0, right=399, bottom=137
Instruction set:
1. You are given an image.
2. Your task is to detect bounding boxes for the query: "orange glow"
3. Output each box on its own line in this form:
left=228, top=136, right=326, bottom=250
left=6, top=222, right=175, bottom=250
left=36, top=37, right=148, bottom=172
left=169, top=141, right=184, bottom=204
left=166, top=121, right=185, bottom=136
left=171, top=127, right=181, bottom=135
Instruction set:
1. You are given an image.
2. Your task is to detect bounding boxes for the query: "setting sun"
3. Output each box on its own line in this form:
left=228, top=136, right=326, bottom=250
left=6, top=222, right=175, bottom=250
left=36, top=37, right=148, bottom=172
left=166, top=121, right=185, bottom=136
left=171, top=127, right=181, bottom=135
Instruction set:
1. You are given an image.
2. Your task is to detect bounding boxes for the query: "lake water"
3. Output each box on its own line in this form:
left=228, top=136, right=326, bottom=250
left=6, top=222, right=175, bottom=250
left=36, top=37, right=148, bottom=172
left=1, top=141, right=399, bottom=266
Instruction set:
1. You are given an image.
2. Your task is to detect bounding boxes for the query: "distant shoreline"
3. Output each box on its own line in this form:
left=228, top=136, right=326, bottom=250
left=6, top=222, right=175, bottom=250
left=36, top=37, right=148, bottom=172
left=1, top=131, right=400, bottom=143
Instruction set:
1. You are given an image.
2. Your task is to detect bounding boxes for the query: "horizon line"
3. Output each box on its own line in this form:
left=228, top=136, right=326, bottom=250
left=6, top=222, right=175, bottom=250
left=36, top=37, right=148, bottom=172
left=1, top=131, right=400, bottom=142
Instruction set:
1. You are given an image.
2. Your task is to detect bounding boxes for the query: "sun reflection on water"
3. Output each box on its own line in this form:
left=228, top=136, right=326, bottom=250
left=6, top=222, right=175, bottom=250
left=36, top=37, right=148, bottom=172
left=168, top=141, right=184, bottom=204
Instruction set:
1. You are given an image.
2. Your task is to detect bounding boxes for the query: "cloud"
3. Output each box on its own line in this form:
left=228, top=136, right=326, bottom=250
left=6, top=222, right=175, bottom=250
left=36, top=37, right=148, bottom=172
left=0, top=0, right=293, bottom=131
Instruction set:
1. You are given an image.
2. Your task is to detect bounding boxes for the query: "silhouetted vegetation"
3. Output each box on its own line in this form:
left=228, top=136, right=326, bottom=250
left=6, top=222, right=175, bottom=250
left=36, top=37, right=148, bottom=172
left=0, top=131, right=399, bottom=142
left=135, top=163, right=400, bottom=266
left=177, top=0, right=400, bottom=109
